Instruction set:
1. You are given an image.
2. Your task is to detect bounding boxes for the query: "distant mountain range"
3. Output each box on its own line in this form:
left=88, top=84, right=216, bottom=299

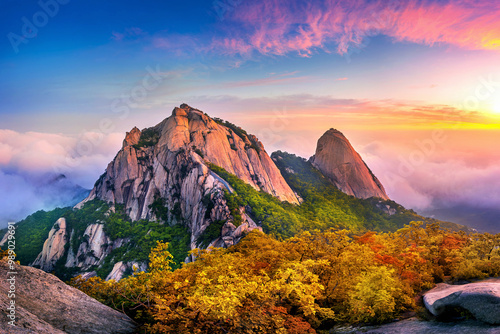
left=422, top=205, right=500, bottom=234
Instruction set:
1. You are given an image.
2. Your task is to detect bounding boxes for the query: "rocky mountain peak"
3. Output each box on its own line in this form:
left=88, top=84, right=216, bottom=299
left=325, top=128, right=342, bottom=135
left=122, top=126, right=141, bottom=148
left=73, top=104, right=298, bottom=262
left=310, top=128, right=389, bottom=200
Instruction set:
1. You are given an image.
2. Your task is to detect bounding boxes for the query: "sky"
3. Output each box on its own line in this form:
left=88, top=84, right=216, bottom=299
left=1, top=0, right=500, bottom=230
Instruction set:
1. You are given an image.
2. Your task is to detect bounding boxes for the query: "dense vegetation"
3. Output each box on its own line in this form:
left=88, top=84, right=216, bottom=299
left=133, top=127, right=160, bottom=149
left=5, top=199, right=190, bottom=280
left=70, top=223, right=500, bottom=333
left=272, top=151, right=467, bottom=232
left=0, top=207, right=70, bottom=264
left=208, top=154, right=464, bottom=241
left=2, top=144, right=479, bottom=333
left=197, top=219, right=226, bottom=248
left=213, top=117, right=261, bottom=152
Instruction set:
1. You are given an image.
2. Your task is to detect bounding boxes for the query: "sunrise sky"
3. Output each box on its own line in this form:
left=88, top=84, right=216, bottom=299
left=1, top=0, right=500, bottom=230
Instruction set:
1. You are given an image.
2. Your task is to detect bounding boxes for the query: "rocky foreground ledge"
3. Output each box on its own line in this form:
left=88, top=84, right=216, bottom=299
left=332, top=280, right=500, bottom=333
left=333, top=317, right=500, bottom=334
left=0, top=260, right=136, bottom=334
left=424, top=280, right=500, bottom=325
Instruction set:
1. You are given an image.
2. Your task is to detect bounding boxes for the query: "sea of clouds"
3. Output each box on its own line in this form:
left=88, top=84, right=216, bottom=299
left=0, top=129, right=123, bottom=228
left=1, top=126, right=499, bottom=232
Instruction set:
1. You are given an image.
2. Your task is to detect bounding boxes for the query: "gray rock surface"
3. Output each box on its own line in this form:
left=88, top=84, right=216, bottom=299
left=310, top=128, right=389, bottom=200
left=105, top=261, right=147, bottom=281
left=0, top=260, right=136, bottom=334
left=424, top=281, right=500, bottom=325
left=332, top=317, right=500, bottom=333
left=31, top=218, right=67, bottom=271
left=32, top=104, right=292, bottom=280
left=77, top=104, right=294, bottom=251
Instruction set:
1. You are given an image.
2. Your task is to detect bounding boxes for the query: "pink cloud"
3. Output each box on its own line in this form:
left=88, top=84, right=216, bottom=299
left=216, top=0, right=500, bottom=56
left=0, top=130, right=123, bottom=187
left=359, top=136, right=500, bottom=212
left=0, top=130, right=125, bottom=226
left=211, top=38, right=254, bottom=55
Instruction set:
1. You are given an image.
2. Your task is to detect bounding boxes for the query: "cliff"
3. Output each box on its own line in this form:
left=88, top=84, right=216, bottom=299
left=310, top=128, right=389, bottom=200
left=22, top=106, right=410, bottom=282
left=31, top=218, right=67, bottom=271
left=29, top=104, right=299, bottom=279
left=77, top=104, right=296, bottom=249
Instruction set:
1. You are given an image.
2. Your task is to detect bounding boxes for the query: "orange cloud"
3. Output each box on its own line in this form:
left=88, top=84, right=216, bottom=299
left=217, top=0, right=500, bottom=56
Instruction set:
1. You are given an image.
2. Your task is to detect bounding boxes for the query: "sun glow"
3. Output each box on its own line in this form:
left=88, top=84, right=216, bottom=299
left=492, top=97, right=500, bottom=114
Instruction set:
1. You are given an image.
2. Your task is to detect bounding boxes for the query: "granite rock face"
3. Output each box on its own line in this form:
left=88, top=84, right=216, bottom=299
left=332, top=317, right=500, bottom=334
left=424, top=281, right=500, bottom=324
left=31, top=105, right=296, bottom=280
left=64, top=223, right=129, bottom=269
left=77, top=104, right=297, bottom=252
left=310, top=128, right=389, bottom=200
left=105, top=261, right=147, bottom=281
left=0, top=260, right=136, bottom=334
left=31, top=218, right=68, bottom=272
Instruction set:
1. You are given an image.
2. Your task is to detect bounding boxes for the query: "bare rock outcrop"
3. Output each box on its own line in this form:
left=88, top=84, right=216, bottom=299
left=122, top=126, right=141, bottom=147
left=31, top=104, right=298, bottom=280
left=424, top=281, right=500, bottom=324
left=77, top=104, right=298, bottom=252
left=310, top=128, right=389, bottom=200
left=105, top=261, right=147, bottom=281
left=332, top=317, right=500, bottom=333
left=0, top=230, right=9, bottom=247
left=0, top=260, right=135, bottom=333
left=31, top=218, right=68, bottom=271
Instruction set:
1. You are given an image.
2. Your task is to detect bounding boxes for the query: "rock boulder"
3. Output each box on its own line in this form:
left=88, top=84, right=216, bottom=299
left=424, top=281, right=500, bottom=325
left=0, top=260, right=136, bottom=333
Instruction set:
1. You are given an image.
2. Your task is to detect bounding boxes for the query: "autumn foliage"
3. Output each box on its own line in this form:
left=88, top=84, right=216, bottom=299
left=70, top=223, right=500, bottom=333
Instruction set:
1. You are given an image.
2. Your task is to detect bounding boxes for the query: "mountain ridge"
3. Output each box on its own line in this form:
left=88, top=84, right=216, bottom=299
left=0, top=104, right=471, bottom=282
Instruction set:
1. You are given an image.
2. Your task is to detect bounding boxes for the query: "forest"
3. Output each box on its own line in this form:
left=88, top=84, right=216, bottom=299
left=1, top=150, right=491, bottom=333
left=70, top=223, right=500, bottom=333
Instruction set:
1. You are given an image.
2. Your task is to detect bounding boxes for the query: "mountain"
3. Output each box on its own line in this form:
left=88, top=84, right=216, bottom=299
left=9, top=104, right=301, bottom=279
left=0, top=172, right=89, bottom=228
left=310, top=128, right=389, bottom=200
left=421, top=205, right=500, bottom=233
left=78, top=103, right=299, bottom=247
left=0, top=104, right=470, bottom=282
left=80, top=103, right=299, bottom=218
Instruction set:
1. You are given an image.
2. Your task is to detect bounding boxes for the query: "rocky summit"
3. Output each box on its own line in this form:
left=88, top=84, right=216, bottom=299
left=80, top=104, right=299, bottom=217
left=78, top=104, right=298, bottom=246
left=310, top=128, right=389, bottom=200
left=26, top=104, right=302, bottom=279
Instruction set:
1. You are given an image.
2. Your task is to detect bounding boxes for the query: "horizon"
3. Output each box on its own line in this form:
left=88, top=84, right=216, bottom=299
left=1, top=0, right=500, bottom=231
